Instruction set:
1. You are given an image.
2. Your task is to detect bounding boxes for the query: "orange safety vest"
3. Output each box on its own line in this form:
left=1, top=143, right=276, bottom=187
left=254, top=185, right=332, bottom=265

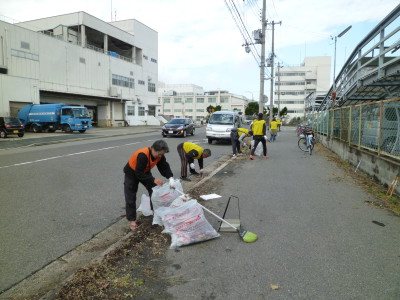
left=128, top=147, right=161, bottom=172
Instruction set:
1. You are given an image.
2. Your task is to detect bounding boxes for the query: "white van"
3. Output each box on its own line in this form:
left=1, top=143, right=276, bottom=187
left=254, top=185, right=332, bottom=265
left=206, top=111, right=242, bottom=144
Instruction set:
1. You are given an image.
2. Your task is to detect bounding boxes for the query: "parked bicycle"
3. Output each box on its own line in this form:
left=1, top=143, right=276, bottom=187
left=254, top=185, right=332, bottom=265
left=298, top=127, right=316, bottom=155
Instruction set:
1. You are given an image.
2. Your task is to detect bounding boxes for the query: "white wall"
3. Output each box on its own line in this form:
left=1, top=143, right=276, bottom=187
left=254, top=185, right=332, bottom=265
left=0, top=13, right=159, bottom=125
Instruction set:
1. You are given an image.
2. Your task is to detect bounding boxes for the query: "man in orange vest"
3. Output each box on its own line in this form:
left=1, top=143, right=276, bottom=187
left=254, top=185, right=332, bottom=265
left=123, top=140, right=175, bottom=231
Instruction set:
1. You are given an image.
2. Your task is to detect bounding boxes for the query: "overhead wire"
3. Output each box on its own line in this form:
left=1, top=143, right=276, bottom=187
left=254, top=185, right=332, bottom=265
left=229, top=0, right=261, bottom=59
left=224, top=0, right=261, bottom=66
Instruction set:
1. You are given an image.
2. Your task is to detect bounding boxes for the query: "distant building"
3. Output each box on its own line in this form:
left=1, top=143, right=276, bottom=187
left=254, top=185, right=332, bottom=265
left=0, top=12, right=160, bottom=126
left=275, top=56, right=331, bottom=121
left=158, top=83, right=249, bottom=122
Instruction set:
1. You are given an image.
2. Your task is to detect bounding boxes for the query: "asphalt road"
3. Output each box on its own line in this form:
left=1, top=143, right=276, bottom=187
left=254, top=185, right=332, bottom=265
left=0, top=127, right=230, bottom=293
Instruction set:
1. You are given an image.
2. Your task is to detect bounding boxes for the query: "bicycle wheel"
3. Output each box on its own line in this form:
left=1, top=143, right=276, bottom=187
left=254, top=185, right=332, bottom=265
left=298, top=138, right=308, bottom=152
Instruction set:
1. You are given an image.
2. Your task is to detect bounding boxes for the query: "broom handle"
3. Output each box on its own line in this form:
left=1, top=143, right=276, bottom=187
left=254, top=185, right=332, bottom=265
left=174, top=188, right=238, bottom=231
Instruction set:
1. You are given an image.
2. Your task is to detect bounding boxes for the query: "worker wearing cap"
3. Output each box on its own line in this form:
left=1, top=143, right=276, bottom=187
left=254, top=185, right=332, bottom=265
left=250, top=113, right=268, bottom=159
left=231, top=127, right=253, bottom=157
left=123, top=140, right=175, bottom=231
left=177, top=142, right=211, bottom=181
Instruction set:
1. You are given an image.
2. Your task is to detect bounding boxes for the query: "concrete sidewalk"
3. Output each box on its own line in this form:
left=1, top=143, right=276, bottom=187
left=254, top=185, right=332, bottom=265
left=165, top=127, right=400, bottom=299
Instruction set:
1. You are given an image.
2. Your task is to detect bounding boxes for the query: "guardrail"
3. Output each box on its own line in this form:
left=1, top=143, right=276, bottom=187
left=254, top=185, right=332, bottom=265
left=310, top=98, right=400, bottom=160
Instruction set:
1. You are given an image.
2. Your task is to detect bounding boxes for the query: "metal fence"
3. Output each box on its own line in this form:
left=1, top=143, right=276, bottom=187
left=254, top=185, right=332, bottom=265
left=308, top=98, right=400, bottom=160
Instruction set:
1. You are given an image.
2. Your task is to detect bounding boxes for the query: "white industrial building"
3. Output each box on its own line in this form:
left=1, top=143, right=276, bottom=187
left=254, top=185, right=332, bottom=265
left=0, top=12, right=161, bottom=126
left=275, top=56, right=331, bottom=121
left=158, top=83, right=249, bottom=122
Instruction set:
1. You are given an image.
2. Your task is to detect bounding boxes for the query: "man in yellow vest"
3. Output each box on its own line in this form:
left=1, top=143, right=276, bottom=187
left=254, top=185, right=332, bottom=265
left=177, top=142, right=211, bottom=181
left=270, top=118, right=279, bottom=142
left=230, top=127, right=253, bottom=157
left=277, top=118, right=282, bottom=131
left=123, top=140, right=175, bottom=231
left=250, top=113, right=268, bottom=159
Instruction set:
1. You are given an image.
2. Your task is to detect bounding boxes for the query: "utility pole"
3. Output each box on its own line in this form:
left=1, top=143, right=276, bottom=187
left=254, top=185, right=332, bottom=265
left=258, top=0, right=266, bottom=114
left=267, top=20, right=281, bottom=126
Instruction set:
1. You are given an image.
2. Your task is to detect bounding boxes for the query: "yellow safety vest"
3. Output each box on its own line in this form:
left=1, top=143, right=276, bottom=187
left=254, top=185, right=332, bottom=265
left=237, top=128, right=249, bottom=137
left=183, top=142, right=203, bottom=159
left=252, top=119, right=265, bottom=135
left=270, top=121, right=278, bottom=130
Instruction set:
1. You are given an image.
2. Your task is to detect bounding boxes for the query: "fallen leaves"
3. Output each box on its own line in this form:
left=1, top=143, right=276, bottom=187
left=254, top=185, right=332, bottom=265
left=270, top=284, right=280, bottom=290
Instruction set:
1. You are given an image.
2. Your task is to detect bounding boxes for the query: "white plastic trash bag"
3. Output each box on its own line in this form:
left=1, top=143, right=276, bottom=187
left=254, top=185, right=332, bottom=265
left=251, top=140, right=263, bottom=156
left=137, top=194, right=153, bottom=216
left=151, top=179, right=183, bottom=225
left=156, top=199, right=220, bottom=249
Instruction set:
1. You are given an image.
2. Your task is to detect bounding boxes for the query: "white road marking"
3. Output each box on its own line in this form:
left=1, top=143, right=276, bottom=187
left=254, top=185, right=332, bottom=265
left=0, top=141, right=149, bottom=169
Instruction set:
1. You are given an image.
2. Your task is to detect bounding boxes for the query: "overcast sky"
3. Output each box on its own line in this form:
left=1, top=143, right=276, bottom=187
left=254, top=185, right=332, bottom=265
left=1, top=0, right=399, bottom=101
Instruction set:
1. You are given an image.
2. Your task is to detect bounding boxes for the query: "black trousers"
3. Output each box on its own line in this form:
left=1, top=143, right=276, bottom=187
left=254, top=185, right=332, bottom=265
left=250, top=136, right=267, bottom=156
left=124, top=173, right=155, bottom=221
left=230, top=131, right=241, bottom=155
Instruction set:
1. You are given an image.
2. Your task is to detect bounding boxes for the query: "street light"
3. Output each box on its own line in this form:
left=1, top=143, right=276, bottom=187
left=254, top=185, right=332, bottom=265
left=331, top=25, right=352, bottom=108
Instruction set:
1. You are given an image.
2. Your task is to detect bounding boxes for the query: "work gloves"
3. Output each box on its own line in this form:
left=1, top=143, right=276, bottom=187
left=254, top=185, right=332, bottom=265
left=169, top=177, right=176, bottom=189
left=179, top=194, right=191, bottom=201
left=189, top=163, right=195, bottom=169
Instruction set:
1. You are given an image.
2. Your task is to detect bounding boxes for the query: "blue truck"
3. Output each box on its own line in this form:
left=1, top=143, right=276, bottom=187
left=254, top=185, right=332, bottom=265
left=18, top=104, right=92, bottom=133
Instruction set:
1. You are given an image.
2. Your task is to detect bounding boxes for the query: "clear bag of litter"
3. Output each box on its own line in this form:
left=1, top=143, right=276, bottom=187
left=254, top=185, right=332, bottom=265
left=151, top=179, right=183, bottom=225
left=156, top=199, right=220, bottom=249
left=137, top=194, right=153, bottom=216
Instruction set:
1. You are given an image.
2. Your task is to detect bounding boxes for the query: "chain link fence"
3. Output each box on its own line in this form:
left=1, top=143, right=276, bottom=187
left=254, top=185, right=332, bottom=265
left=308, top=98, right=400, bottom=159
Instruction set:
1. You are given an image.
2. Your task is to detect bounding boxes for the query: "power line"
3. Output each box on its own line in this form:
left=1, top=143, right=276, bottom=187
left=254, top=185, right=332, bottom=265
left=229, top=0, right=261, bottom=58
left=224, top=0, right=260, bottom=66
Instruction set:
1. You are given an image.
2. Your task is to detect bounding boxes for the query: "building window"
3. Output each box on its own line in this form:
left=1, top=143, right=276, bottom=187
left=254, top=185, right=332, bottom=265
left=80, top=57, right=86, bottom=64
left=127, top=105, right=135, bottom=116
left=174, top=98, right=182, bottom=103
left=220, top=98, right=229, bottom=103
left=163, top=98, right=170, bottom=103
left=138, top=80, right=145, bottom=85
left=112, top=74, right=134, bottom=88
left=276, top=81, right=305, bottom=86
left=196, top=109, right=204, bottom=112
left=208, top=97, right=216, bottom=103
left=11, top=49, right=39, bottom=61
left=164, top=109, right=171, bottom=112
left=185, top=98, right=193, bottom=103
left=174, top=109, right=181, bottom=112
left=278, top=72, right=306, bottom=76
left=143, top=55, right=148, bottom=60
left=196, top=98, right=204, bottom=103
left=139, top=107, right=145, bottom=116
left=186, top=109, right=193, bottom=112
left=148, top=82, right=156, bottom=92
left=151, top=58, right=157, bottom=63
